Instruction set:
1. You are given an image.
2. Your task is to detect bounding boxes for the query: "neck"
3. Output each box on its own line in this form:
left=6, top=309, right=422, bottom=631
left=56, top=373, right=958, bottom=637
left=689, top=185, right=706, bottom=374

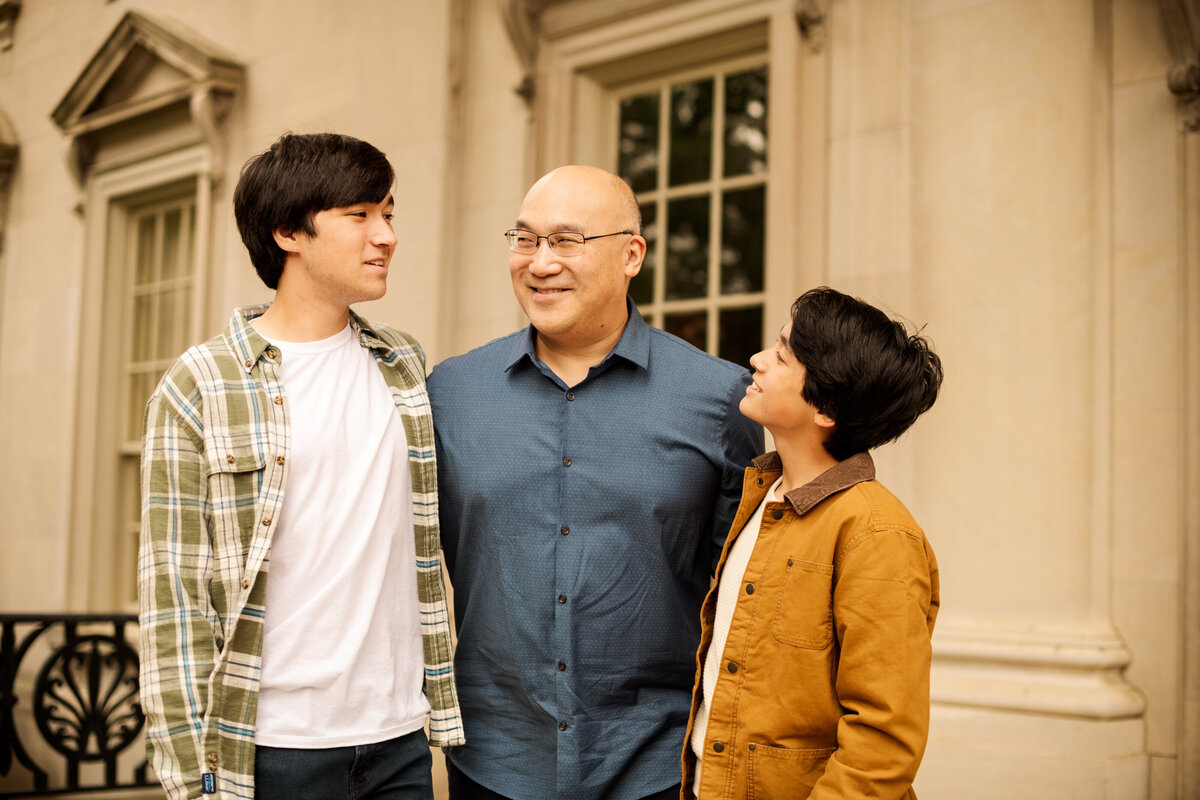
left=535, top=322, right=627, bottom=388
left=254, top=287, right=350, bottom=342
left=770, top=430, right=840, bottom=495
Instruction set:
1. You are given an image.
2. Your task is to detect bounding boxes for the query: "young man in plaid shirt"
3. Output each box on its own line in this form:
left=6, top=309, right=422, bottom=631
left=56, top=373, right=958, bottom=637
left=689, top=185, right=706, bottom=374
left=138, top=132, right=463, bottom=800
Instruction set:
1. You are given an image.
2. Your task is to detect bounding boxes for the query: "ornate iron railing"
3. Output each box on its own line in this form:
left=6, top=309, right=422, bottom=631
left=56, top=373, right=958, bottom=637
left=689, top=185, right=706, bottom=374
left=0, top=614, right=151, bottom=797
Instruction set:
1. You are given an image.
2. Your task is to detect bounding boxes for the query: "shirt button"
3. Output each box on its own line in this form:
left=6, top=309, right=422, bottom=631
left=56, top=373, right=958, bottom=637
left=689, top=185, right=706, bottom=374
left=226, top=454, right=235, bottom=464
left=712, top=741, right=724, bottom=753
left=242, top=580, right=250, bottom=590
left=276, top=456, right=285, bottom=465
left=558, top=594, right=567, bottom=604
left=727, top=661, right=738, bottom=673
left=562, top=457, right=572, bottom=467
left=560, top=526, right=570, bottom=536
left=273, top=396, right=283, bottom=405
left=266, top=347, right=278, bottom=359
left=558, top=661, right=567, bottom=671
left=745, top=583, right=754, bottom=594
left=559, top=721, right=568, bottom=731
left=207, top=752, right=218, bottom=764
left=244, top=359, right=253, bottom=368
left=261, top=517, right=272, bottom=526
left=566, top=391, right=575, bottom=401
left=771, top=509, right=783, bottom=520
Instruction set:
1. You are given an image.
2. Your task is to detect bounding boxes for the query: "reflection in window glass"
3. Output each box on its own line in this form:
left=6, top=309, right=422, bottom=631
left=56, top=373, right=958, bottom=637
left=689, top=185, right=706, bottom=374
left=664, top=310, right=707, bottom=352
left=665, top=195, right=709, bottom=301
left=630, top=202, right=656, bottom=305
left=669, top=78, right=713, bottom=187
left=619, top=93, right=660, bottom=194
left=724, top=67, right=768, bottom=177
left=719, top=306, right=763, bottom=369
left=721, top=186, right=764, bottom=295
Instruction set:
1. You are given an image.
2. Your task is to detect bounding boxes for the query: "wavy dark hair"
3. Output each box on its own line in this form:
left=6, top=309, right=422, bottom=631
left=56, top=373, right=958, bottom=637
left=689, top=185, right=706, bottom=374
left=788, top=287, right=943, bottom=461
left=233, top=132, right=395, bottom=289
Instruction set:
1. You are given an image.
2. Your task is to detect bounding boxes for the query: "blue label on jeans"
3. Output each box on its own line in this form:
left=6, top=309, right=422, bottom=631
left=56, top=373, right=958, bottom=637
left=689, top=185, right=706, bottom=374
left=202, top=773, right=216, bottom=793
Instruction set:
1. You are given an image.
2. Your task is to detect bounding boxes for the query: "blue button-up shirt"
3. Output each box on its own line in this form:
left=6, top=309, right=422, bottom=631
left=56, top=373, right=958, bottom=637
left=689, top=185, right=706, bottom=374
left=428, top=301, right=763, bottom=800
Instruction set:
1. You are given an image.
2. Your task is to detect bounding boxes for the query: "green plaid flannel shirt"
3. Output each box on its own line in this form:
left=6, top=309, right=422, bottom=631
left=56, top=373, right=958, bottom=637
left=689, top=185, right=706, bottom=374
left=138, top=305, right=464, bottom=799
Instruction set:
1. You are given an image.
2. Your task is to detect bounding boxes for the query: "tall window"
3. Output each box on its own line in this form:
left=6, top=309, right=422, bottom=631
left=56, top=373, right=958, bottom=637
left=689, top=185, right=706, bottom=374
left=618, top=57, right=768, bottom=369
left=115, top=191, right=198, bottom=603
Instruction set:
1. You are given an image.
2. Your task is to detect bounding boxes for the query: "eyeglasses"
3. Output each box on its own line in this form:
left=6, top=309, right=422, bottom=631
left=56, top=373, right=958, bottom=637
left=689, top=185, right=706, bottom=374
left=504, top=228, right=635, bottom=257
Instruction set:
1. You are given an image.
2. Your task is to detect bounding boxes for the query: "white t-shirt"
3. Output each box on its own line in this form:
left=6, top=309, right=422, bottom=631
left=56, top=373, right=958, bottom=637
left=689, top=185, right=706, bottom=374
left=691, top=477, right=783, bottom=793
left=253, top=323, right=430, bottom=748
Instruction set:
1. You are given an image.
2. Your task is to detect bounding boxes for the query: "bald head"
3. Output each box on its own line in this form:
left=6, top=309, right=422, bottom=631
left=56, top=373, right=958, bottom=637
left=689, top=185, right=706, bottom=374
left=524, top=165, right=641, bottom=235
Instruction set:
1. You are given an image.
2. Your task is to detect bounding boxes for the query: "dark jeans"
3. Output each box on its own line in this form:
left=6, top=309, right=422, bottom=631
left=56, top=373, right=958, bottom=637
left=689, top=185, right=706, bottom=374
left=255, top=729, right=433, bottom=800
left=445, top=758, right=679, bottom=800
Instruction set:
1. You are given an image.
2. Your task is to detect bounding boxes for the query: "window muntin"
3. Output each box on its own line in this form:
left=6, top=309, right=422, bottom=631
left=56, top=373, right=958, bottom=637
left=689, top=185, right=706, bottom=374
left=619, top=59, right=767, bottom=370
left=116, top=193, right=197, bottom=603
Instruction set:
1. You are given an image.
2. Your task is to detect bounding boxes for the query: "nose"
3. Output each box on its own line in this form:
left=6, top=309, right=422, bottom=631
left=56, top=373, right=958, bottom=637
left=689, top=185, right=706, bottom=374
left=372, top=217, right=397, bottom=249
left=525, top=240, right=563, bottom=277
left=748, top=349, right=768, bottom=373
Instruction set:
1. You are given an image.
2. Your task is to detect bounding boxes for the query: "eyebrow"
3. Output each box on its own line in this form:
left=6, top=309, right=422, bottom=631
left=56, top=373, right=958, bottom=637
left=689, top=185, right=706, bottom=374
left=514, top=219, right=585, bottom=233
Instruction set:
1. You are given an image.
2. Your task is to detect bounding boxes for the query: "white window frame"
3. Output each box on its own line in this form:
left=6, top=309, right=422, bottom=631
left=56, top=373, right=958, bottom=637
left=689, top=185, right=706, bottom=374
left=68, top=146, right=213, bottom=610
left=533, top=0, right=829, bottom=350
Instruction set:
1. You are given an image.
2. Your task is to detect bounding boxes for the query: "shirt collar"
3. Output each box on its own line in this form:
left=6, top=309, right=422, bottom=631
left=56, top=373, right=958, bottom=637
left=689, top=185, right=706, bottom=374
left=751, top=450, right=876, bottom=515
left=228, top=303, right=393, bottom=373
left=503, top=296, right=651, bottom=374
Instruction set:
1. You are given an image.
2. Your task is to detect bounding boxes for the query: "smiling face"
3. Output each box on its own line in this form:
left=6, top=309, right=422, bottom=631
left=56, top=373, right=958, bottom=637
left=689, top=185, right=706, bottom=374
left=274, top=195, right=396, bottom=310
left=741, top=321, right=833, bottom=438
left=509, top=166, right=645, bottom=351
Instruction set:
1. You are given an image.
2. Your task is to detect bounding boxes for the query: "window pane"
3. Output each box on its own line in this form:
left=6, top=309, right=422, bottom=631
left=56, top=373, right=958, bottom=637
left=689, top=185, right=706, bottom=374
left=619, top=93, right=660, bottom=194
left=665, top=195, right=709, bottom=300
left=161, top=207, right=183, bottom=280
left=629, top=202, right=656, bottom=305
left=664, top=310, right=707, bottom=351
left=135, top=217, right=156, bottom=286
left=724, top=67, right=768, bottom=177
left=720, top=185, right=765, bottom=294
left=126, top=371, right=154, bottom=441
left=669, top=78, right=713, bottom=186
left=157, top=288, right=191, bottom=360
left=131, top=294, right=152, bottom=362
left=719, top=306, right=763, bottom=369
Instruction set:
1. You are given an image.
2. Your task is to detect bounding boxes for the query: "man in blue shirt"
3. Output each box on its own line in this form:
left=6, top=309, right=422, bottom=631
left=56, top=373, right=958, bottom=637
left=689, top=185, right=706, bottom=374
left=428, top=165, right=763, bottom=800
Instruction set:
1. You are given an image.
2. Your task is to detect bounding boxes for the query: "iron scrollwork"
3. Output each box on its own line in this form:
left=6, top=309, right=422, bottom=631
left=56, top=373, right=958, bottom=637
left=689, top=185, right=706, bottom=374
left=0, top=614, right=150, bottom=797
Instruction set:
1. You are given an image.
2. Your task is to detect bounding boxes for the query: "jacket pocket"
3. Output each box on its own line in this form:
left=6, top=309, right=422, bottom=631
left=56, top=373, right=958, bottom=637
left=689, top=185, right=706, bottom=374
left=771, top=559, right=834, bottom=649
left=747, top=742, right=837, bottom=800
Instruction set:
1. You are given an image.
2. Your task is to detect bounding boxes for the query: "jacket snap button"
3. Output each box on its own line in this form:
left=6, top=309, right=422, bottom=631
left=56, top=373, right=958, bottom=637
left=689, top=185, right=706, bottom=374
left=749, top=743, right=757, bottom=752
left=727, top=661, right=738, bottom=673
left=771, top=509, right=783, bottom=520
left=713, top=741, right=724, bottom=753
left=756, top=478, right=764, bottom=486
left=745, top=583, right=754, bottom=594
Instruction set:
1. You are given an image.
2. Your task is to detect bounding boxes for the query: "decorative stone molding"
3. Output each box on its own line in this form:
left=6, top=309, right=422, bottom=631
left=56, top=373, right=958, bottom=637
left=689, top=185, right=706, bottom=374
left=50, top=11, right=243, bottom=186
left=0, top=0, right=20, bottom=52
left=1159, top=0, right=1200, bottom=131
left=794, top=0, right=826, bottom=54
left=932, top=623, right=1146, bottom=719
left=501, top=0, right=545, bottom=105
left=0, top=107, right=17, bottom=258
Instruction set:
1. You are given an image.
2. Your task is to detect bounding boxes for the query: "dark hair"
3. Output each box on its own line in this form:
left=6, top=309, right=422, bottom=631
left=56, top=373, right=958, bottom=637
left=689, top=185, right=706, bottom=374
left=788, top=286, right=943, bottom=461
left=233, top=132, right=395, bottom=289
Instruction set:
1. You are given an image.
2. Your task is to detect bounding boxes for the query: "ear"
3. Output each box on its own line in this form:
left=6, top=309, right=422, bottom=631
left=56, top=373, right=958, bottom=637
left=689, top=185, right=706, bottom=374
left=272, top=226, right=303, bottom=255
left=814, top=411, right=835, bottom=429
left=622, top=234, right=647, bottom=280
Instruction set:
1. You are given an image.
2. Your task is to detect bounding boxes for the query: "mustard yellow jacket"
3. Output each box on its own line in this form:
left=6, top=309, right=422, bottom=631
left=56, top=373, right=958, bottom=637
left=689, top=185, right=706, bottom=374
left=682, top=452, right=939, bottom=800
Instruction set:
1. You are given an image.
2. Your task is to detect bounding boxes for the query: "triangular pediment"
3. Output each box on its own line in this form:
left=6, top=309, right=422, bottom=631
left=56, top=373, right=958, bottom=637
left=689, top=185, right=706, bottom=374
left=52, top=10, right=243, bottom=136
